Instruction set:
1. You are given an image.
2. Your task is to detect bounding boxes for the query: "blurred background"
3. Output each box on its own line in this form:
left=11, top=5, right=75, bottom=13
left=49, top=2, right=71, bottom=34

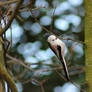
left=1, top=0, right=85, bottom=92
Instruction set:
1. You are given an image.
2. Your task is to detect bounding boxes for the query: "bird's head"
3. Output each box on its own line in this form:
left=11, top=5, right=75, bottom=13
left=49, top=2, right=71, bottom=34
left=47, top=35, right=57, bottom=43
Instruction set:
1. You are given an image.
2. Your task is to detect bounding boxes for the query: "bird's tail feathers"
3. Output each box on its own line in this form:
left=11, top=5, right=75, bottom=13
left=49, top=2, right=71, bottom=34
left=61, top=57, right=70, bottom=81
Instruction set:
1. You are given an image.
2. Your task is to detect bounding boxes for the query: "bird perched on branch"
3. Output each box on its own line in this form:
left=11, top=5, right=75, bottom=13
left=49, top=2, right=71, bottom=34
left=47, top=34, right=70, bottom=81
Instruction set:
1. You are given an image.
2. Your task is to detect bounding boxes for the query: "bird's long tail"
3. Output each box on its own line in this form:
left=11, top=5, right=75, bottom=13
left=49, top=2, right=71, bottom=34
left=60, top=56, right=70, bottom=81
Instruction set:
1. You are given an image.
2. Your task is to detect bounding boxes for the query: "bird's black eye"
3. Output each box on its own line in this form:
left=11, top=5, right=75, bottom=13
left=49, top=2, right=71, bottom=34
left=52, top=39, right=54, bottom=41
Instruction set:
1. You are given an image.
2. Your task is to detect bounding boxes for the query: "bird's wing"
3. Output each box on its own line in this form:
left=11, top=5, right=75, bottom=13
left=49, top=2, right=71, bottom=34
left=48, top=42, right=57, bottom=56
left=57, top=45, right=63, bottom=60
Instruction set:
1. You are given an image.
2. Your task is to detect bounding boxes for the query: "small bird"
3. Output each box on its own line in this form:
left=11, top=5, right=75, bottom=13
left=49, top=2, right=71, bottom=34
left=47, top=35, right=70, bottom=81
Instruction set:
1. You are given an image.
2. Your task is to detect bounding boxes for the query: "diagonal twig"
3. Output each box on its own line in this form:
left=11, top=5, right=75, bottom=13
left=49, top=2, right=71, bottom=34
left=6, top=54, right=33, bottom=72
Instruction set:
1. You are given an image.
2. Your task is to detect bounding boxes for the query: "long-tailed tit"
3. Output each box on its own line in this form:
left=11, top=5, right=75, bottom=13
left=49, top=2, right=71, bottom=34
left=47, top=35, right=70, bottom=81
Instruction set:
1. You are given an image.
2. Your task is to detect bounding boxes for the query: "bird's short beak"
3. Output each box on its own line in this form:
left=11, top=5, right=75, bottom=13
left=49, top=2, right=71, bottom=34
left=44, top=33, right=51, bottom=38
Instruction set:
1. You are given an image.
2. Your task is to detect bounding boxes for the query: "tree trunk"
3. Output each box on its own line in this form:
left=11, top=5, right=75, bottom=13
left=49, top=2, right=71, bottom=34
left=0, top=37, right=5, bottom=92
left=0, top=37, right=18, bottom=92
left=85, top=0, right=92, bottom=92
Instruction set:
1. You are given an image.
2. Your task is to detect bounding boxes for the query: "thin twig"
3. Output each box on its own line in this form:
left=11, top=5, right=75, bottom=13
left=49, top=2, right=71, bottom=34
left=50, top=6, right=57, bottom=31
left=55, top=70, right=67, bottom=81
left=0, top=0, right=24, bottom=36
left=40, top=83, right=45, bottom=92
left=6, top=54, right=33, bottom=72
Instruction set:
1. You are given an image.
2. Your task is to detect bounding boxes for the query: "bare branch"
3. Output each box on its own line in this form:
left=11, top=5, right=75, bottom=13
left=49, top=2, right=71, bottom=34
left=0, top=0, right=24, bottom=36
left=6, top=54, right=33, bottom=72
